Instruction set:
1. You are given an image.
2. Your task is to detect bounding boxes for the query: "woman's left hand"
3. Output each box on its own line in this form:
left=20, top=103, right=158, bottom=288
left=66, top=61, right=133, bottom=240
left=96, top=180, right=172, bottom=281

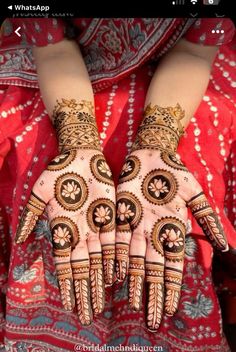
left=115, top=148, right=228, bottom=331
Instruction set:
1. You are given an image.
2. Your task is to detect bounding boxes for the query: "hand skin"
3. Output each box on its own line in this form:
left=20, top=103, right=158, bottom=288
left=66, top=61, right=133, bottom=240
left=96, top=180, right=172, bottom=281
left=16, top=38, right=117, bottom=325
left=115, top=38, right=228, bottom=332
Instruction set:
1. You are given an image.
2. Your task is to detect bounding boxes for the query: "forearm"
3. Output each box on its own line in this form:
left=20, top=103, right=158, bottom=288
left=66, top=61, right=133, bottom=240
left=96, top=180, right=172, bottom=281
left=145, top=39, right=218, bottom=129
left=33, top=39, right=94, bottom=117
left=33, top=39, right=100, bottom=152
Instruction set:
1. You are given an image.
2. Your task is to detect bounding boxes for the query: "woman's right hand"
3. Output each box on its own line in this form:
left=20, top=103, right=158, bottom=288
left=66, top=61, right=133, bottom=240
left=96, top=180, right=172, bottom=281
left=15, top=148, right=116, bottom=326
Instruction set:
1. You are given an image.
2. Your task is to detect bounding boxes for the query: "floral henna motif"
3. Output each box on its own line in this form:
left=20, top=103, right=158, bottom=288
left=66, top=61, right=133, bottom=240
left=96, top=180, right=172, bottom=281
left=142, top=169, right=178, bottom=206
left=116, top=192, right=143, bottom=231
left=187, top=192, right=228, bottom=250
left=128, top=256, right=145, bottom=311
left=146, top=262, right=164, bottom=331
left=72, top=259, right=92, bottom=325
left=151, top=217, right=186, bottom=262
left=119, top=155, right=141, bottom=183
left=47, top=150, right=77, bottom=171
left=56, top=262, right=75, bottom=311
left=86, top=199, right=115, bottom=233
left=164, top=267, right=182, bottom=316
left=132, top=103, right=185, bottom=154
left=51, top=216, right=79, bottom=253
left=52, top=99, right=101, bottom=152
left=102, top=244, right=115, bottom=285
left=160, top=152, right=188, bottom=172
left=54, top=173, right=88, bottom=211
left=90, top=253, right=105, bottom=315
left=116, top=242, right=129, bottom=281
left=90, top=154, right=114, bottom=186
left=15, top=192, right=46, bottom=244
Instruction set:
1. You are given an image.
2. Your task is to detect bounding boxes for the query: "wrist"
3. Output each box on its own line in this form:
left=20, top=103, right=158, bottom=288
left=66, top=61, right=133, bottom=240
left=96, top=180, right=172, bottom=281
left=52, top=99, right=101, bottom=153
left=132, top=103, right=185, bottom=154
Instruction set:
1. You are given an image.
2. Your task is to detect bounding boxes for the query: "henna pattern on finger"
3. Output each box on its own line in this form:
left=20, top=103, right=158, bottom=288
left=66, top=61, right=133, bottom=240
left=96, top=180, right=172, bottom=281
left=119, top=155, right=141, bottom=184
left=54, top=173, right=88, bottom=211
left=132, top=103, right=185, bottom=154
left=151, top=217, right=186, bottom=262
left=146, top=262, right=164, bottom=331
left=187, top=192, right=228, bottom=250
left=160, top=152, right=188, bottom=172
left=87, top=199, right=115, bottom=233
left=90, top=155, right=114, bottom=186
left=51, top=216, right=79, bottom=254
left=90, top=253, right=105, bottom=315
left=52, top=99, right=101, bottom=152
left=102, top=244, right=115, bottom=285
left=128, top=256, right=145, bottom=311
left=116, top=242, right=129, bottom=281
left=116, top=192, right=143, bottom=231
left=71, top=259, right=92, bottom=325
left=15, top=192, right=46, bottom=243
left=142, top=169, right=178, bottom=206
left=47, top=150, right=77, bottom=171
left=55, top=261, right=75, bottom=311
left=164, top=266, right=182, bottom=316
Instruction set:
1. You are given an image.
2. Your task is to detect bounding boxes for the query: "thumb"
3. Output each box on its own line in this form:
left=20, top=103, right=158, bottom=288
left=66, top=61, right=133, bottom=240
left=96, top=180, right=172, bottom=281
left=15, top=191, right=46, bottom=244
left=187, top=191, right=228, bottom=252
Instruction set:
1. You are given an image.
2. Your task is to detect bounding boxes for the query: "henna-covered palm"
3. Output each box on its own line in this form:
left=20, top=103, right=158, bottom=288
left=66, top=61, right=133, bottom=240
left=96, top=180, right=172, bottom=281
left=15, top=99, right=116, bottom=325
left=116, top=103, right=228, bottom=332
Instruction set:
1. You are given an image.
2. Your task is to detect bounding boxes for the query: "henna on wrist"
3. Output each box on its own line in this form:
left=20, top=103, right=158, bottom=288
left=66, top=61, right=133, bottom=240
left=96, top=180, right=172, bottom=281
left=132, top=103, right=185, bottom=154
left=52, top=99, right=101, bottom=152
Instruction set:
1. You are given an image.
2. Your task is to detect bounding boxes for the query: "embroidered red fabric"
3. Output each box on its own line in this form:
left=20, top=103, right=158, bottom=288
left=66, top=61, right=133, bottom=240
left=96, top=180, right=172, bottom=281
left=0, top=18, right=235, bottom=351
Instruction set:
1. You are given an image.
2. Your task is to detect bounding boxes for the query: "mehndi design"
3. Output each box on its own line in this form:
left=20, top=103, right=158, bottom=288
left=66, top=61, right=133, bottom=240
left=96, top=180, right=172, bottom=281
left=116, top=103, right=228, bottom=331
left=15, top=99, right=116, bottom=326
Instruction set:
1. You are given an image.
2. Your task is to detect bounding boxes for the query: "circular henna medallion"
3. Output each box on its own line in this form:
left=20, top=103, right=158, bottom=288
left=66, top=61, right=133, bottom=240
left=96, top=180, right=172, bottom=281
left=119, top=155, right=141, bottom=183
left=51, top=216, right=79, bottom=251
left=142, top=169, right=178, bottom=205
left=116, top=192, right=143, bottom=231
left=151, top=217, right=186, bottom=261
left=55, top=172, right=88, bottom=211
left=160, top=152, right=188, bottom=172
left=90, top=154, right=113, bottom=186
left=47, top=150, right=77, bottom=171
left=87, top=198, right=115, bottom=233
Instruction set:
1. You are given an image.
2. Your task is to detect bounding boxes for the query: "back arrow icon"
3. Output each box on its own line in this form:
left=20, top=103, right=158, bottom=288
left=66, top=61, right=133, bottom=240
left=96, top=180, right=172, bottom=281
left=15, top=27, right=21, bottom=37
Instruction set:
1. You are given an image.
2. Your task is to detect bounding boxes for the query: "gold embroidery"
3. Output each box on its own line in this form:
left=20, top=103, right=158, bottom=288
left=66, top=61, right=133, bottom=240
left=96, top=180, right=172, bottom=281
left=132, top=103, right=185, bottom=154
left=52, top=99, right=101, bottom=152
